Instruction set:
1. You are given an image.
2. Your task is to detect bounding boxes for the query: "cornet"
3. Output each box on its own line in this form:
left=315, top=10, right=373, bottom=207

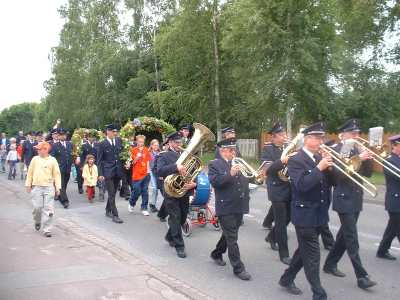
left=232, top=157, right=267, bottom=185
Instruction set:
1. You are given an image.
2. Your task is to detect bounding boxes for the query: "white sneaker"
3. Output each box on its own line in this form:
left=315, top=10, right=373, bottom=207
left=128, top=204, right=134, bottom=213
left=141, top=210, right=150, bottom=216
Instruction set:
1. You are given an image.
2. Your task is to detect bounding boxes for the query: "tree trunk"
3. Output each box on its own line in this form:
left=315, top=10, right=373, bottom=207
left=153, top=29, right=165, bottom=120
left=212, top=1, right=222, bottom=140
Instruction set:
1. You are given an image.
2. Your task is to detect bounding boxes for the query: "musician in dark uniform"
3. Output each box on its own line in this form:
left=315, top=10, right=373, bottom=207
left=22, top=131, right=37, bottom=168
left=48, top=129, right=59, bottom=145
left=180, top=124, right=191, bottom=146
left=156, top=139, right=169, bottom=222
left=215, top=127, right=241, bottom=159
left=261, top=122, right=292, bottom=264
left=97, top=124, right=124, bottom=224
left=209, top=138, right=252, bottom=281
left=323, top=119, right=377, bottom=290
left=51, top=128, right=73, bottom=209
left=279, top=122, right=333, bottom=299
left=157, top=132, right=196, bottom=258
left=377, top=134, right=400, bottom=260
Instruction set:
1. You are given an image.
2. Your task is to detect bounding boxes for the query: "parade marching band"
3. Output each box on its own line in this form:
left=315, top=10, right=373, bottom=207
left=3, top=116, right=400, bottom=300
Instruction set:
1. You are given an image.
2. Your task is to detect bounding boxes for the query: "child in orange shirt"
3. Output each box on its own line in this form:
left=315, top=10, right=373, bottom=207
left=127, top=135, right=151, bottom=216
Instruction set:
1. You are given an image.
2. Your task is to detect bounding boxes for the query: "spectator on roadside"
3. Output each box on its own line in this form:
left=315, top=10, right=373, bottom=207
left=0, top=144, right=6, bottom=173
left=16, top=130, right=25, bottom=145
left=0, top=132, right=10, bottom=152
left=6, top=143, right=18, bottom=180
left=149, top=139, right=161, bottom=213
left=17, top=140, right=25, bottom=179
left=25, top=141, right=61, bottom=237
left=128, top=135, right=151, bottom=216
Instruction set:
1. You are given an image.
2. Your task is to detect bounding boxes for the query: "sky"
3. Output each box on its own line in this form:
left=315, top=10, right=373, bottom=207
left=0, top=0, right=67, bottom=111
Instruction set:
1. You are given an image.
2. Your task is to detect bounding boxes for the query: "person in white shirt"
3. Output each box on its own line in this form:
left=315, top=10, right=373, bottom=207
left=6, top=143, right=18, bottom=180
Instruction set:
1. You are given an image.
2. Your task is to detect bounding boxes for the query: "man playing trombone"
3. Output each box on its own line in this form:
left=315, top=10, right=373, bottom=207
left=279, top=122, right=334, bottom=299
left=376, top=134, right=400, bottom=260
left=323, top=119, right=377, bottom=290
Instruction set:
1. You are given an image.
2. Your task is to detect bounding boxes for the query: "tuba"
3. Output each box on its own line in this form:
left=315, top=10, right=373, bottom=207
left=277, top=132, right=304, bottom=181
left=232, top=157, right=267, bottom=185
left=164, top=123, right=215, bottom=198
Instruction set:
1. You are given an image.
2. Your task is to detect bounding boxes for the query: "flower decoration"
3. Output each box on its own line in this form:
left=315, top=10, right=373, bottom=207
left=71, top=128, right=103, bottom=157
left=119, top=116, right=175, bottom=161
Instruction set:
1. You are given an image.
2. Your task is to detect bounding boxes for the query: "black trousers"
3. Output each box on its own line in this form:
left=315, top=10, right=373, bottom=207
left=267, top=201, right=291, bottom=259
left=211, top=214, right=245, bottom=274
left=105, top=177, right=121, bottom=217
left=157, top=200, right=168, bottom=219
left=76, top=164, right=83, bottom=190
left=377, top=212, right=400, bottom=255
left=119, top=168, right=131, bottom=198
left=263, top=205, right=274, bottom=227
left=60, top=171, right=70, bottom=205
left=165, top=197, right=189, bottom=250
left=324, top=212, right=368, bottom=279
left=280, top=226, right=327, bottom=300
left=320, top=224, right=335, bottom=248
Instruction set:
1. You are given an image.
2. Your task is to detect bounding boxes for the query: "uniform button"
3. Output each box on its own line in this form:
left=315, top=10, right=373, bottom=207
left=395, top=194, right=399, bottom=197
left=300, top=204, right=304, bottom=207
left=321, top=200, right=324, bottom=203
left=321, top=190, right=324, bottom=193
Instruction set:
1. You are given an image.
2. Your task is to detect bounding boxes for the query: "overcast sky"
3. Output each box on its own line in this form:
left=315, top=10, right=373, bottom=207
left=0, top=0, right=66, bottom=111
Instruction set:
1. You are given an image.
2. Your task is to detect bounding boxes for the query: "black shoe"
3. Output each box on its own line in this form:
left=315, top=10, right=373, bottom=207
left=159, top=217, right=166, bottom=223
left=377, top=252, right=396, bottom=260
left=35, top=223, right=40, bottom=231
left=78, top=188, right=83, bottom=194
left=176, top=248, right=186, bottom=258
left=63, top=202, right=69, bottom=209
left=357, top=276, right=377, bottom=290
left=105, top=211, right=113, bottom=218
left=265, top=236, right=279, bottom=251
left=279, top=280, right=303, bottom=295
left=165, top=236, right=175, bottom=247
left=235, top=271, right=252, bottom=281
left=44, top=232, right=52, bottom=238
left=150, top=205, right=159, bottom=213
left=323, top=267, right=346, bottom=277
left=211, top=254, right=226, bottom=266
left=112, top=216, right=124, bottom=224
left=281, top=257, right=292, bottom=265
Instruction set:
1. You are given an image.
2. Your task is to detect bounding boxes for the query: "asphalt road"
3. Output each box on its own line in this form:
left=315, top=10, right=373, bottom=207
left=2, top=176, right=400, bottom=300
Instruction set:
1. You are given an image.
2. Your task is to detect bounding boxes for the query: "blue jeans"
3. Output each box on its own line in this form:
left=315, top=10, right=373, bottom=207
left=8, top=160, right=17, bottom=179
left=150, top=171, right=160, bottom=206
left=129, top=174, right=150, bottom=210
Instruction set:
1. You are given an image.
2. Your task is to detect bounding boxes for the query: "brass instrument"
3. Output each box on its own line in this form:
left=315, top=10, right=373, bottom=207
left=232, top=157, right=267, bottom=185
left=351, top=137, right=400, bottom=179
left=278, top=132, right=304, bottom=181
left=320, top=144, right=378, bottom=197
left=164, top=123, right=215, bottom=198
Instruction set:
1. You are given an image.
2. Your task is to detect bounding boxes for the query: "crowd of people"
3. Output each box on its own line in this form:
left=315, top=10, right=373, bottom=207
left=2, top=118, right=400, bottom=300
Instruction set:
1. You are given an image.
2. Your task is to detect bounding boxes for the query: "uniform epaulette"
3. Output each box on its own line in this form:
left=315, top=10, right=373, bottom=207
left=159, top=150, right=167, bottom=154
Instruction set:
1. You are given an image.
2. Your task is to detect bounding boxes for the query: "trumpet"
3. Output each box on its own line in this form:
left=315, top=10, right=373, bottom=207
left=351, top=137, right=400, bottom=179
left=320, top=144, right=378, bottom=197
left=232, top=157, right=267, bottom=185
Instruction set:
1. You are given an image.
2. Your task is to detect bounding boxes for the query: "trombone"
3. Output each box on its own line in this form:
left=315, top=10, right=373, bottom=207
left=320, top=144, right=378, bottom=198
left=351, top=137, right=400, bottom=179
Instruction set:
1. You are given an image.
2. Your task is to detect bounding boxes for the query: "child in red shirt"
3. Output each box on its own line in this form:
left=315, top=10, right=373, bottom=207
left=128, top=135, right=151, bottom=216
